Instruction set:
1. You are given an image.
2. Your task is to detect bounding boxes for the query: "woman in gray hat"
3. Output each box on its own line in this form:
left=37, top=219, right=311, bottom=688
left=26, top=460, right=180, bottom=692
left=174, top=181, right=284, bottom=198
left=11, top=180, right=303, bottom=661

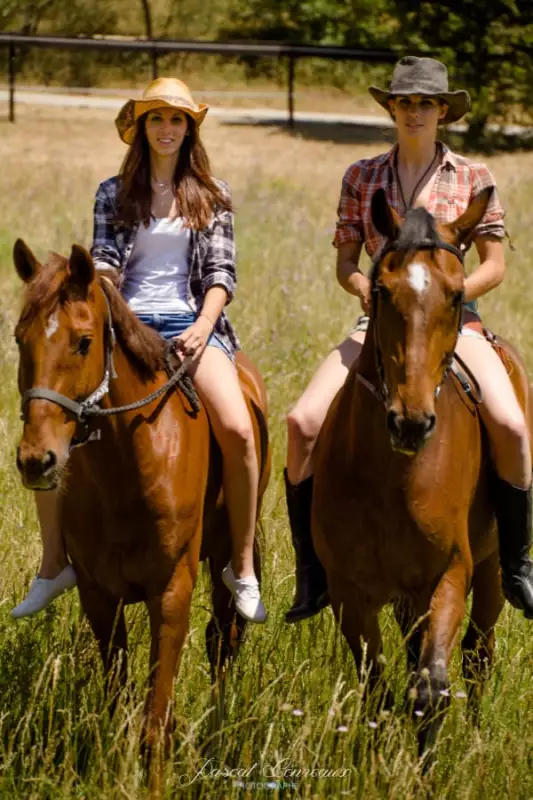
left=284, top=56, right=533, bottom=622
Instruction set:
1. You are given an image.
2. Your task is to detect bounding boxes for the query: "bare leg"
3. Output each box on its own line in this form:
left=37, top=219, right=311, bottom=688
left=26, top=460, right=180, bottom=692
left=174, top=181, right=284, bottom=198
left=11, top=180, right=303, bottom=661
left=456, top=335, right=533, bottom=617
left=287, top=332, right=364, bottom=484
left=456, top=335, right=531, bottom=487
left=189, top=347, right=258, bottom=579
left=35, top=489, right=68, bottom=579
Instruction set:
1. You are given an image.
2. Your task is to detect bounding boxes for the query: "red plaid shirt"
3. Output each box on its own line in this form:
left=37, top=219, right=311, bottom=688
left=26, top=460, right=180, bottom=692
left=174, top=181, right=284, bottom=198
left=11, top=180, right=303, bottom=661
left=334, top=143, right=505, bottom=257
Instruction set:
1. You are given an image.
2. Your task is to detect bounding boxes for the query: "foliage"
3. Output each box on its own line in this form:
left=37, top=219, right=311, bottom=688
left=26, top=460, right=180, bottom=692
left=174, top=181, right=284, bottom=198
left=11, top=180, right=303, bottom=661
left=0, top=0, right=532, bottom=142
left=394, top=0, right=533, bottom=142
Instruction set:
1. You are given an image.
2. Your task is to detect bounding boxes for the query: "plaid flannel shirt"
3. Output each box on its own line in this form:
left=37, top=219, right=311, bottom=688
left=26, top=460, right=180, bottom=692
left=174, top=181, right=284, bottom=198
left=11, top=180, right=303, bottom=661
left=334, top=142, right=505, bottom=258
left=91, top=175, right=240, bottom=354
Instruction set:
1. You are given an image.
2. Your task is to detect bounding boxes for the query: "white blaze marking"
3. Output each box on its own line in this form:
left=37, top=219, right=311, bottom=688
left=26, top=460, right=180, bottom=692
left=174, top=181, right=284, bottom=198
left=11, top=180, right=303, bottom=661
left=45, top=311, right=59, bottom=339
left=407, top=262, right=430, bottom=296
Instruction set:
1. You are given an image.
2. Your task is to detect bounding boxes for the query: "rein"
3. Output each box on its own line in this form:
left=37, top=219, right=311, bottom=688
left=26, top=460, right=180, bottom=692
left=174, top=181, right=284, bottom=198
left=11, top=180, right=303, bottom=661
left=363, top=238, right=465, bottom=406
left=20, top=286, right=200, bottom=448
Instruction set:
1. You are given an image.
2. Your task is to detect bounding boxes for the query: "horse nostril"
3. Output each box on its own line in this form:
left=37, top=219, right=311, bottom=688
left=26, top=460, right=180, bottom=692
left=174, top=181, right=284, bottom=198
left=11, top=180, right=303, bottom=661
left=387, top=410, right=402, bottom=437
left=42, top=450, right=57, bottom=473
left=425, top=414, right=436, bottom=436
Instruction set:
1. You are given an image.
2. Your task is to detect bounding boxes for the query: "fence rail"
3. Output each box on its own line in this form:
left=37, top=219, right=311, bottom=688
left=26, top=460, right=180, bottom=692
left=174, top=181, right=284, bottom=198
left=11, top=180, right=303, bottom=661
left=0, top=33, right=404, bottom=125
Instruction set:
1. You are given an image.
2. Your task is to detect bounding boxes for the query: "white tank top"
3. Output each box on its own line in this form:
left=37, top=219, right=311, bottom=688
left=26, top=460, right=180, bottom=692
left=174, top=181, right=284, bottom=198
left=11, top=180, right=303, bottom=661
left=121, top=217, right=192, bottom=313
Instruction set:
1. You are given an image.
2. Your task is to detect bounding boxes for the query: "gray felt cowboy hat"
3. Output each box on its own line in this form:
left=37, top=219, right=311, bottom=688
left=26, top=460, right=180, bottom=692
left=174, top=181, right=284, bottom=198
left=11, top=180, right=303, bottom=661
left=369, top=56, right=471, bottom=125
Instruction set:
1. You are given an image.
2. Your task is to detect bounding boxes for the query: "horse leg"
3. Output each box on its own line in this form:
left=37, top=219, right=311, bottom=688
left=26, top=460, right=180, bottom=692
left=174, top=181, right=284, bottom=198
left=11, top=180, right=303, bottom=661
left=76, top=580, right=128, bottom=698
left=412, top=558, right=471, bottom=756
left=393, top=599, right=423, bottom=676
left=205, top=513, right=256, bottom=735
left=329, top=577, right=389, bottom=709
left=144, top=553, right=197, bottom=796
left=461, top=550, right=504, bottom=721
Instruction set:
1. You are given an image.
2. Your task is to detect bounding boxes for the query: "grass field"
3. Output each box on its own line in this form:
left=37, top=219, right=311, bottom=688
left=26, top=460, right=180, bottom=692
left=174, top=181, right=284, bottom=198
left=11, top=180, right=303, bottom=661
left=1, top=104, right=533, bottom=799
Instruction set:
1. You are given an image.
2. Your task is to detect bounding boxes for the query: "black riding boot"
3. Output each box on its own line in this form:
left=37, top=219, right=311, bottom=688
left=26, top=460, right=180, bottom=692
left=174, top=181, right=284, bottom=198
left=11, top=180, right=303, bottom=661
left=284, top=469, right=329, bottom=623
left=492, top=475, right=533, bottom=619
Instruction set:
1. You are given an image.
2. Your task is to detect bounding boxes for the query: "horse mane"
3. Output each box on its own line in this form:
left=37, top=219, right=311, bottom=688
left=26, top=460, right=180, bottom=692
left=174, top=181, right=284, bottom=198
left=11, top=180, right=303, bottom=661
left=99, top=278, right=167, bottom=380
left=17, top=253, right=167, bottom=381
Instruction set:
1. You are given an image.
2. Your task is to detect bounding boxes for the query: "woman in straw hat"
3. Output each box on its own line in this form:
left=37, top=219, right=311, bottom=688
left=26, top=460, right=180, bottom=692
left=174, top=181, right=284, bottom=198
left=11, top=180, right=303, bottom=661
left=12, top=77, right=267, bottom=624
left=284, top=56, right=533, bottom=623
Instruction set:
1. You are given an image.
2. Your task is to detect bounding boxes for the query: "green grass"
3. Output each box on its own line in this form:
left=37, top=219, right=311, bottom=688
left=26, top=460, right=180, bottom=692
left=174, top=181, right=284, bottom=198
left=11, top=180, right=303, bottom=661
left=1, top=112, right=533, bottom=798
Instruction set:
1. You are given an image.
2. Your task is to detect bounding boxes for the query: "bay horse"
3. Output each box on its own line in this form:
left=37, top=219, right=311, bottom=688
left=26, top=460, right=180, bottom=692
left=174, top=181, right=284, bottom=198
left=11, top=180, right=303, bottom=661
left=13, top=241, right=270, bottom=789
left=313, top=188, right=531, bottom=752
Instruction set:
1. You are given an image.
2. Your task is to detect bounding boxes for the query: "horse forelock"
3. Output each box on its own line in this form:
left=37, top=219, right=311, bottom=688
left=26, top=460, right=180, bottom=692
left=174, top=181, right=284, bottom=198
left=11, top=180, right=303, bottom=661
left=371, top=208, right=443, bottom=293
left=396, top=207, right=439, bottom=252
left=16, top=255, right=166, bottom=380
left=17, top=253, right=69, bottom=335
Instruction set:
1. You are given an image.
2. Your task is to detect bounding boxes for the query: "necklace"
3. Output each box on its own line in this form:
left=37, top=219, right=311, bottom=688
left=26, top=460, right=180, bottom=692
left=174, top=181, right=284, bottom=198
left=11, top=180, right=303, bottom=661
left=395, top=146, right=439, bottom=212
left=151, top=177, right=173, bottom=195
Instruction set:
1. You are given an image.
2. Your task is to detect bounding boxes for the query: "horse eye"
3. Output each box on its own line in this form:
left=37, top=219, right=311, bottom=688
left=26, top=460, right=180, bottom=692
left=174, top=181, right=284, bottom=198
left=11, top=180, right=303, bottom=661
left=77, top=336, right=92, bottom=356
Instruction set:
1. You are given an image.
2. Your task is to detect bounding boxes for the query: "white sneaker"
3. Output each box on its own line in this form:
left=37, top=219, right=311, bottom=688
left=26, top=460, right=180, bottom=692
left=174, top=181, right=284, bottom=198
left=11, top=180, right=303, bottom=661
left=222, top=562, right=267, bottom=623
left=11, top=565, right=77, bottom=619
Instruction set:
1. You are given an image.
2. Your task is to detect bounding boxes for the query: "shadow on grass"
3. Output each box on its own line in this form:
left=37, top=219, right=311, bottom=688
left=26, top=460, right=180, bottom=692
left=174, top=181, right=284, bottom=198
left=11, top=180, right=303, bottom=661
left=221, top=118, right=396, bottom=146
left=222, top=118, right=533, bottom=153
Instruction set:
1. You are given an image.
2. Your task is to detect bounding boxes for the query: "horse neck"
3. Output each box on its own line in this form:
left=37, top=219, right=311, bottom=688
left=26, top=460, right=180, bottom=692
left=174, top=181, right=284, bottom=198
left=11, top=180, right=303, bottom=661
left=104, top=343, right=162, bottom=409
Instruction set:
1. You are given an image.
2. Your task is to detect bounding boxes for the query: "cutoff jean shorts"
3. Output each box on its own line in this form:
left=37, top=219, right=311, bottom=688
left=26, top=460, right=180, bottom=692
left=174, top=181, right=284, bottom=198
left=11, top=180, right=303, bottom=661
left=136, top=311, right=233, bottom=359
left=351, top=302, right=485, bottom=342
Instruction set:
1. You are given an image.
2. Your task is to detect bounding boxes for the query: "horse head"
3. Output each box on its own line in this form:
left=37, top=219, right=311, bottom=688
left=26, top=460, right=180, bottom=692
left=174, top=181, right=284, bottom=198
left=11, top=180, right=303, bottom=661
left=13, top=242, right=109, bottom=489
left=369, top=186, right=493, bottom=455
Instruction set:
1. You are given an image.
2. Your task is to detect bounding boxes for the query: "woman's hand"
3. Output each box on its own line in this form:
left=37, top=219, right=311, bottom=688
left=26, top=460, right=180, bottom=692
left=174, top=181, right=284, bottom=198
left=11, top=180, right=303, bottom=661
left=173, top=316, right=213, bottom=360
left=354, top=274, right=372, bottom=315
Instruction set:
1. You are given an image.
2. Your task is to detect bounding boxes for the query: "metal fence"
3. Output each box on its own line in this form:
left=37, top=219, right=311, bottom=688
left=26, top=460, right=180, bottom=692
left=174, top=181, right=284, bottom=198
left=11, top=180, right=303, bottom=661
left=0, top=33, right=402, bottom=126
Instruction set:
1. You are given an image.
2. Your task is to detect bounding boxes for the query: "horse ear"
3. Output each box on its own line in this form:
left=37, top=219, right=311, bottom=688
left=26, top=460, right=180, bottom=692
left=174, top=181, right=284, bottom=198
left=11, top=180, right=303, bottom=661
left=68, top=245, right=95, bottom=288
left=371, top=188, right=401, bottom=241
left=443, top=187, right=494, bottom=245
left=13, top=239, right=41, bottom=282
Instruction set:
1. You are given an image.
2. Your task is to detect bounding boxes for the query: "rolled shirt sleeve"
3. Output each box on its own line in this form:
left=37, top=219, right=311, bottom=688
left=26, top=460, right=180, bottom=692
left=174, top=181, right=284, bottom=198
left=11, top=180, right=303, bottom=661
left=90, top=180, right=123, bottom=275
left=471, top=163, right=506, bottom=240
left=201, top=183, right=236, bottom=303
left=334, top=163, right=365, bottom=248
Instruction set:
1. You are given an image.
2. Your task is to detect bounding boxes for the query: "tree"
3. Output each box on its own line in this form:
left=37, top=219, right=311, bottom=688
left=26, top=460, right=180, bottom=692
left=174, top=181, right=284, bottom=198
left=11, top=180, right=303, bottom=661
left=394, top=0, right=533, bottom=144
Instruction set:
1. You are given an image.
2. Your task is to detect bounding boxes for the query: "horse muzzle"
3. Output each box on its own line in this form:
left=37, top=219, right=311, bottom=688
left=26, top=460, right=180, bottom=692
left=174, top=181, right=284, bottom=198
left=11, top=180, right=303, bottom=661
left=16, top=445, right=64, bottom=490
left=387, top=409, right=436, bottom=456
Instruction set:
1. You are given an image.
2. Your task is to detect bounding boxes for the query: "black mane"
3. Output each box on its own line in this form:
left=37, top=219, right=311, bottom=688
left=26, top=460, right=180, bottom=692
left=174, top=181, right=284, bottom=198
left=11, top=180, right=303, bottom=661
left=371, top=207, right=440, bottom=288
left=395, top=207, right=439, bottom=250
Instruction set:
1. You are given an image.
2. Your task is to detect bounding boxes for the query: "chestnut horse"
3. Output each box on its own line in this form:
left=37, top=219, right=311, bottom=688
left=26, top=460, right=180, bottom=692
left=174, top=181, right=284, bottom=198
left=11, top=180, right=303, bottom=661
left=313, top=188, right=531, bottom=751
left=13, top=241, right=270, bottom=786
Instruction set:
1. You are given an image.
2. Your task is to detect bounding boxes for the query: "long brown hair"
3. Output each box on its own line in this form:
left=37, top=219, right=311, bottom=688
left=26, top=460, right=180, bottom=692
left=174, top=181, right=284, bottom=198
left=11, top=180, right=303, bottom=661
left=117, top=114, right=232, bottom=230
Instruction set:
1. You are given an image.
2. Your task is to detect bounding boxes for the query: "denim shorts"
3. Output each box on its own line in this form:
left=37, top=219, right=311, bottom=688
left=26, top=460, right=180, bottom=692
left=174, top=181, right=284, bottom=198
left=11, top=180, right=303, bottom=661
left=136, top=311, right=232, bottom=358
left=350, top=314, right=485, bottom=341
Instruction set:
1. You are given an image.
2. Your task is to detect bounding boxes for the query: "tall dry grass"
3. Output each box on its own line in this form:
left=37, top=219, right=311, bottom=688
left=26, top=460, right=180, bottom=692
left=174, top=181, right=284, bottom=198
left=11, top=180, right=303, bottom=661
left=1, top=104, right=533, bottom=798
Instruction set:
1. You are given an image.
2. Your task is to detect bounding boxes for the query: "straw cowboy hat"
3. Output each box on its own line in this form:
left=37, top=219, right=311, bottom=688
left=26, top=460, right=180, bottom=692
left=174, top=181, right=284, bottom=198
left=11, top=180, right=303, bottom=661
left=115, top=77, right=209, bottom=145
left=369, top=56, right=471, bottom=125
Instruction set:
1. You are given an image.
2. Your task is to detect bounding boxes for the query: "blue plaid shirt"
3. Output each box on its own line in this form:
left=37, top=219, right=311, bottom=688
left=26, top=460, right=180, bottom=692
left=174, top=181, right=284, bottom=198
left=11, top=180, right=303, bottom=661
left=91, top=176, right=240, bottom=354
